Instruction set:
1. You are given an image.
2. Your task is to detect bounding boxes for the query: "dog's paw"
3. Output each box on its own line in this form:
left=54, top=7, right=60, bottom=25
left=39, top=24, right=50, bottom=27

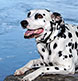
left=14, top=68, right=25, bottom=75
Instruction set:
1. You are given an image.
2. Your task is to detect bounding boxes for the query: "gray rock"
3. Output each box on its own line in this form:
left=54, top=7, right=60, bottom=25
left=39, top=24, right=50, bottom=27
left=4, top=69, right=78, bottom=81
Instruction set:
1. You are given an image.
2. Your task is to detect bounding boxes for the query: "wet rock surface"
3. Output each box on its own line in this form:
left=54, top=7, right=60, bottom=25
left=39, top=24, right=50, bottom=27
left=4, top=69, right=78, bottom=81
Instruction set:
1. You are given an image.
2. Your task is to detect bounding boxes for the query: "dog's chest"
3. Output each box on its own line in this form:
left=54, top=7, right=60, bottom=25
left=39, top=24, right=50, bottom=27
left=37, top=24, right=78, bottom=65
left=37, top=42, right=58, bottom=63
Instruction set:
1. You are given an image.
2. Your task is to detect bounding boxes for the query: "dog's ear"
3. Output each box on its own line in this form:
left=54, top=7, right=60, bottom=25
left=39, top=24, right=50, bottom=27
left=51, top=12, right=64, bottom=25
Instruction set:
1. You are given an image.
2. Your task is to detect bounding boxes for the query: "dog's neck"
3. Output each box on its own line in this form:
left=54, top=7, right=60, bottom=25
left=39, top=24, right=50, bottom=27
left=36, top=22, right=67, bottom=44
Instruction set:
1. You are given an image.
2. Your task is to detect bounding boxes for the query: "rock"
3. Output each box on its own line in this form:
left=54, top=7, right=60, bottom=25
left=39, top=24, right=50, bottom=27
left=4, top=69, right=78, bottom=81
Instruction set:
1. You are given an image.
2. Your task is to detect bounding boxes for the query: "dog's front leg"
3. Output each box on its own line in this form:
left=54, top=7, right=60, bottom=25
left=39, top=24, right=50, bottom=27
left=21, top=67, right=43, bottom=81
left=22, top=64, right=75, bottom=81
left=14, top=58, right=42, bottom=75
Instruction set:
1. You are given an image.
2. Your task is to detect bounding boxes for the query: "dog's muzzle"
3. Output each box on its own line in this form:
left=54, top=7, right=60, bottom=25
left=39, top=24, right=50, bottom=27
left=20, top=20, right=44, bottom=39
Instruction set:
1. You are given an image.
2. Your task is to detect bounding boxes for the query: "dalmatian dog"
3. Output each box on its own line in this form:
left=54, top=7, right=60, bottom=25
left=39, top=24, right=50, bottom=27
left=14, top=9, right=78, bottom=81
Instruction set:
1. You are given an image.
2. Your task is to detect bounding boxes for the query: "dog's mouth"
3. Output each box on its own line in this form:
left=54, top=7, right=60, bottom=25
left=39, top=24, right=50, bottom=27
left=24, top=28, right=44, bottom=39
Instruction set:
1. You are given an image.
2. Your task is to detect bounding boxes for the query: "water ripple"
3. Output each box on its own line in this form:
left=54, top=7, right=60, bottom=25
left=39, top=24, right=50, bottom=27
left=64, top=18, right=78, bottom=24
left=0, top=58, right=3, bottom=61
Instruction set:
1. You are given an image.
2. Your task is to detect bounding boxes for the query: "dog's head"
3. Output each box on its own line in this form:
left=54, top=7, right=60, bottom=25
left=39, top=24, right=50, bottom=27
left=21, top=9, right=64, bottom=39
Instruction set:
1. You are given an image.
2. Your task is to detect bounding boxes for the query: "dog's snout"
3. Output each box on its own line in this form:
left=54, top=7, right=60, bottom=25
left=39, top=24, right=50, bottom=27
left=21, top=20, right=28, bottom=29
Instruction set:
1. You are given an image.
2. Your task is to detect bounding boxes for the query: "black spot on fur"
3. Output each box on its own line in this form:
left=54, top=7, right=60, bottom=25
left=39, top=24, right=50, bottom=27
left=45, top=9, right=50, bottom=12
left=42, top=33, right=47, bottom=40
left=49, top=39, right=51, bottom=41
left=48, top=44, right=52, bottom=55
left=77, top=50, right=78, bottom=55
left=43, top=14, right=45, bottom=16
left=68, top=42, right=72, bottom=47
left=55, top=67, right=59, bottom=70
left=69, top=49, right=72, bottom=53
left=69, top=54, right=73, bottom=58
left=75, top=42, right=77, bottom=49
left=49, top=62, right=53, bottom=66
left=54, top=36, right=56, bottom=39
left=68, top=32, right=72, bottom=38
left=64, top=55, right=68, bottom=58
left=71, top=39, right=73, bottom=41
left=47, top=68, right=49, bottom=70
left=33, top=64, right=36, bottom=66
left=49, top=50, right=52, bottom=55
left=40, top=63, right=43, bottom=65
left=50, top=21, right=53, bottom=31
left=42, top=72, right=44, bottom=75
left=65, top=26, right=69, bottom=30
left=37, top=64, right=39, bottom=66
left=72, top=44, right=74, bottom=49
left=42, top=48, right=45, bottom=52
left=53, top=43, right=57, bottom=49
left=75, top=67, right=78, bottom=71
left=35, top=13, right=38, bottom=19
left=43, top=20, right=45, bottom=22
left=44, top=33, right=47, bottom=36
left=58, top=51, right=62, bottom=57
left=64, top=68, right=66, bottom=71
left=40, top=54, right=44, bottom=59
left=75, top=31, right=78, bottom=37
left=44, top=63, right=48, bottom=66
left=63, top=34, right=66, bottom=38
left=27, top=12, right=31, bottom=17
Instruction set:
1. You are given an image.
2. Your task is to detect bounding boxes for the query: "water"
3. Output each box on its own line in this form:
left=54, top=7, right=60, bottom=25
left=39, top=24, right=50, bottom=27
left=0, top=0, right=78, bottom=81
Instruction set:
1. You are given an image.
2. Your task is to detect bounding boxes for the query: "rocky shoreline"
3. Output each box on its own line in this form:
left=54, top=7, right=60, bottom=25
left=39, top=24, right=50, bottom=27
left=4, top=69, right=78, bottom=81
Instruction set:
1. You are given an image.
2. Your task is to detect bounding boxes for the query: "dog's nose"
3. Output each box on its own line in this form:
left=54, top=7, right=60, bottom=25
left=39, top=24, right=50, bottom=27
left=21, top=20, right=28, bottom=29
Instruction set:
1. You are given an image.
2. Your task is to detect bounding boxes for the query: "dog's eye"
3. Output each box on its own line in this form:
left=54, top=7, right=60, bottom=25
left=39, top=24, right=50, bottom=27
left=27, top=12, right=31, bottom=17
left=35, top=13, right=43, bottom=19
left=38, top=14, right=43, bottom=19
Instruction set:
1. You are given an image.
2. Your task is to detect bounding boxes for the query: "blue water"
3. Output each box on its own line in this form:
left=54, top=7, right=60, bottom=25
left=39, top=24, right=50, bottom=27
left=0, top=0, right=78, bottom=81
